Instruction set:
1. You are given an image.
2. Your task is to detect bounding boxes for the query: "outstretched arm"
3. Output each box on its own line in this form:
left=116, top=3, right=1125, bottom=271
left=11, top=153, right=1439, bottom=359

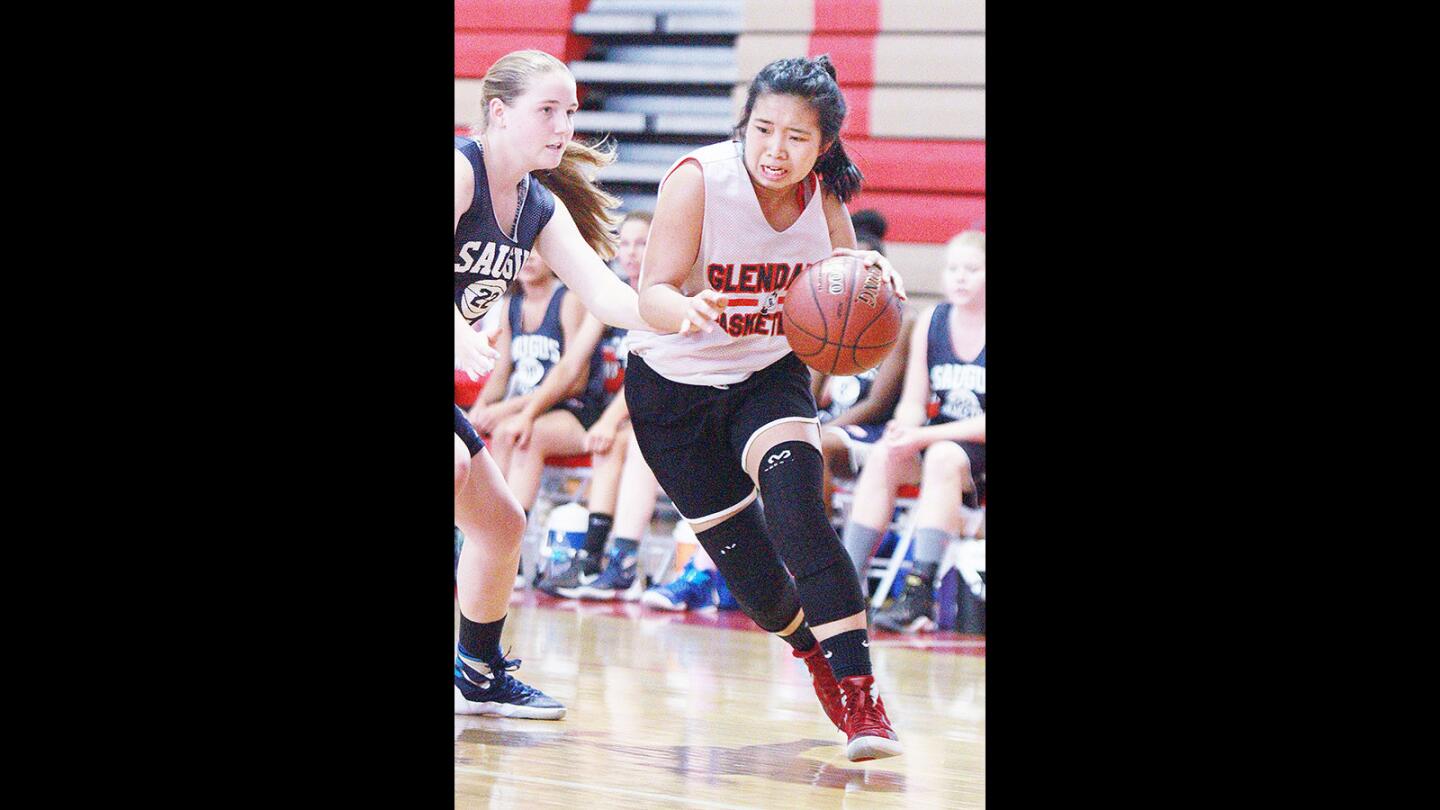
left=536, top=199, right=655, bottom=332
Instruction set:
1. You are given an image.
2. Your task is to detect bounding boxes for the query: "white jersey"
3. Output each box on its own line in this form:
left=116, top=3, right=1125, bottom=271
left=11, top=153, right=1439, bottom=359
left=626, top=140, right=834, bottom=386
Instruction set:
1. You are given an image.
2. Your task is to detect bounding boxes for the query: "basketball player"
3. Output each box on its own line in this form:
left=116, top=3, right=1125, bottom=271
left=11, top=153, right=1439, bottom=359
left=624, top=55, right=907, bottom=761
left=453, top=50, right=659, bottom=718
left=468, top=250, right=609, bottom=518
left=840, top=230, right=986, bottom=633
left=537, top=211, right=661, bottom=599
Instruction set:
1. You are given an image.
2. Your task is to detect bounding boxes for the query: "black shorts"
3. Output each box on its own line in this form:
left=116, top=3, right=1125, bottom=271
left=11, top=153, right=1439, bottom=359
left=626, top=352, right=817, bottom=522
left=557, top=397, right=603, bottom=431
left=454, top=404, right=485, bottom=457
left=956, top=440, right=986, bottom=508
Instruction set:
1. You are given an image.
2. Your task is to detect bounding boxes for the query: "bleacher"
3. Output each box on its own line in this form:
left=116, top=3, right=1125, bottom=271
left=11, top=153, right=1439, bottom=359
left=454, top=1, right=986, bottom=301
left=731, top=0, right=987, bottom=298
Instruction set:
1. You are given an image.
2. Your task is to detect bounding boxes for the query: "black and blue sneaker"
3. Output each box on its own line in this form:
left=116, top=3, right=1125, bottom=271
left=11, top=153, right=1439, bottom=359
left=570, top=542, right=641, bottom=600
left=641, top=559, right=717, bottom=611
left=453, top=651, right=566, bottom=719
left=536, top=550, right=599, bottom=598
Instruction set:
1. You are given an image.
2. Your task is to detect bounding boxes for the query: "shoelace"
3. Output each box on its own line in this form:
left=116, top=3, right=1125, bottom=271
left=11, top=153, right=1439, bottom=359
left=843, top=682, right=879, bottom=721
left=484, top=653, right=541, bottom=696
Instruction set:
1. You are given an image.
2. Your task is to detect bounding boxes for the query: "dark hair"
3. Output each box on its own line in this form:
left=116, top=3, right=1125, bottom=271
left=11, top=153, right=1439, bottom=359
left=850, top=208, right=887, bottom=255
left=733, top=54, right=862, bottom=203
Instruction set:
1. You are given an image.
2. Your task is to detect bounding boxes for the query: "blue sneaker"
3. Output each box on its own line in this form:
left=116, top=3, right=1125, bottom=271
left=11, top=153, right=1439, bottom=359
left=453, top=652, right=566, bottom=719
left=641, top=560, right=717, bottom=611
left=714, top=570, right=741, bottom=610
left=569, top=543, right=640, bottom=600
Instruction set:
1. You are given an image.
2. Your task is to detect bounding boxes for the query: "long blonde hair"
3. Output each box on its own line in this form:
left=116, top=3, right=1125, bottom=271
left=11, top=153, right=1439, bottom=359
left=949, top=230, right=986, bottom=254
left=479, top=50, right=620, bottom=259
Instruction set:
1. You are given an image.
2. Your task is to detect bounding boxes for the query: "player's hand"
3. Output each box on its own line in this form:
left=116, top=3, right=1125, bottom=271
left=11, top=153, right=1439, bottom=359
left=677, top=289, right=728, bottom=336
left=469, top=402, right=503, bottom=435
left=883, top=425, right=925, bottom=462
left=584, top=420, right=617, bottom=455
left=455, top=323, right=499, bottom=379
left=830, top=247, right=907, bottom=301
left=497, top=412, right=535, bottom=450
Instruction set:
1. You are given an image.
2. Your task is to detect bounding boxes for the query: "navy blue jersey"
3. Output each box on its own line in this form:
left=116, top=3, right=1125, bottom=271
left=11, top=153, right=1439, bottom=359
left=817, top=366, right=882, bottom=424
left=454, top=136, right=558, bottom=324
left=506, top=287, right=569, bottom=399
left=925, top=303, right=986, bottom=426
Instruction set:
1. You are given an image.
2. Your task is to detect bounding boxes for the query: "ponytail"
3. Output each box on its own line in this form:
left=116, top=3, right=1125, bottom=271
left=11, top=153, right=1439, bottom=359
left=535, top=137, right=622, bottom=260
left=815, top=138, right=862, bottom=203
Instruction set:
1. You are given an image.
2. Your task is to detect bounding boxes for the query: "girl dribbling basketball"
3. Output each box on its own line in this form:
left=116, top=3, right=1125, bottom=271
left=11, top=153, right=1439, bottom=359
left=623, top=55, right=908, bottom=761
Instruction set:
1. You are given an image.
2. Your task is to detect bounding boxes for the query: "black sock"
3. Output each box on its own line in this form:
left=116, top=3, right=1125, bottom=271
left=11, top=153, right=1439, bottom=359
left=820, top=628, right=873, bottom=680
left=458, top=614, right=506, bottom=664
left=583, top=513, right=614, bottom=562
left=780, top=623, right=818, bottom=653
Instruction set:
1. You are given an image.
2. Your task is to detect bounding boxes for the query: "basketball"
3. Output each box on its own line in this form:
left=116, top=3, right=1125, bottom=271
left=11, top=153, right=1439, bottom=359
left=785, top=255, right=904, bottom=375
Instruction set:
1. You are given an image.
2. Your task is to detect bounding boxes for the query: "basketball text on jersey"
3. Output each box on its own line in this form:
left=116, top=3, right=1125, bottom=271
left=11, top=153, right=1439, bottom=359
left=929, top=364, right=986, bottom=421
left=456, top=242, right=531, bottom=322
left=707, top=262, right=805, bottom=337
left=507, top=333, right=562, bottom=397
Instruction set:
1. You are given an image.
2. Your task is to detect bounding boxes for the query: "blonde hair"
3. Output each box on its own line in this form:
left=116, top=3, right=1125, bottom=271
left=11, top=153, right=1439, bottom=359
left=480, top=50, right=621, bottom=259
left=948, top=230, right=986, bottom=254
left=620, top=209, right=653, bottom=228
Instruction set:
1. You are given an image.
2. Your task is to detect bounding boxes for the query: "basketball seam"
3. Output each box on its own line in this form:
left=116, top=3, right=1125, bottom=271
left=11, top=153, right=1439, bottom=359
left=830, top=263, right=859, bottom=374
left=848, top=290, right=902, bottom=366
left=807, top=265, right=832, bottom=366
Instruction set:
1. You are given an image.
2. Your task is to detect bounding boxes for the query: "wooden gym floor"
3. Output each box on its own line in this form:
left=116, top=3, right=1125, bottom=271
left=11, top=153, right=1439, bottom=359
left=455, top=590, right=985, bottom=808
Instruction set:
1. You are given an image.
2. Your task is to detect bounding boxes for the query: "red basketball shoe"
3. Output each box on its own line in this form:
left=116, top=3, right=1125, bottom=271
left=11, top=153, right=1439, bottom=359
left=840, top=675, right=903, bottom=761
left=793, top=643, right=845, bottom=730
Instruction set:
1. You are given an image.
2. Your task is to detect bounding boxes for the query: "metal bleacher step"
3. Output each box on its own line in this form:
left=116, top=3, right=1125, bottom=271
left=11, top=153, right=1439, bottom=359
left=616, top=192, right=660, bottom=213
left=573, top=110, right=648, bottom=135
left=574, top=111, right=733, bottom=137
left=599, top=94, right=733, bottom=116
left=569, top=60, right=738, bottom=86
left=597, top=162, right=670, bottom=185
left=578, top=0, right=742, bottom=33
left=616, top=142, right=694, bottom=164
left=569, top=0, right=741, bottom=211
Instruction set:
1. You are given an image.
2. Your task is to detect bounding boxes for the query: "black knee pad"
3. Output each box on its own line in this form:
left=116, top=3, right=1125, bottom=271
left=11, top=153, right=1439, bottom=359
left=694, top=500, right=802, bottom=633
left=756, top=441, right=867, bottom=625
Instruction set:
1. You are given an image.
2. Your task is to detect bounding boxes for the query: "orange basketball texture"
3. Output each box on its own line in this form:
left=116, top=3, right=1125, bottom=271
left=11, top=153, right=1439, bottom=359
left=785, top=256, right=903, bottom=375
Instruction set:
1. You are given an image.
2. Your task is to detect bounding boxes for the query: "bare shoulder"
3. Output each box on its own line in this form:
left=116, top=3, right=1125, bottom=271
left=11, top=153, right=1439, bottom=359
left=820, top=188, right=848, bottom=221
left=659, top=159, right=703, bottom=206
left=455, top=148, right=474, bottom=184
left=455, top=149, right=475, bottom=215
left=821, top=189, right=855, bottom=248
